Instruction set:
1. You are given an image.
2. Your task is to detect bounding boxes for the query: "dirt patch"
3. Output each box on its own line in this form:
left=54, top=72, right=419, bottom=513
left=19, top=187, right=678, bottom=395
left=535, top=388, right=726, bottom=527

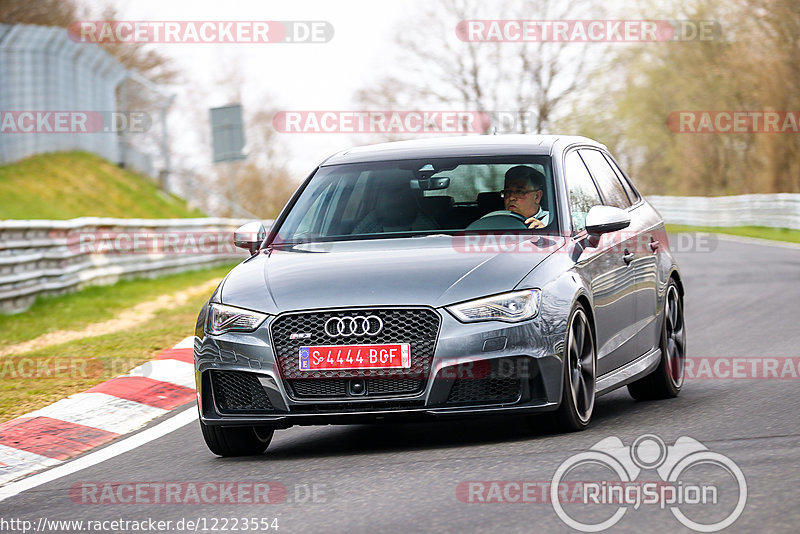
left=0, top=278, right=219, bottom=357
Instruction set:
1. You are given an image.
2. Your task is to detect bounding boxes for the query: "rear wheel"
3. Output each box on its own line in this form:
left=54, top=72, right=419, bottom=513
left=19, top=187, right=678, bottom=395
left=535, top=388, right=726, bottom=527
left=552, top=304, right=596, bottom=431
left=628, top=280, right=686, bottom=400
left=200, top=420, right=274, bottom=456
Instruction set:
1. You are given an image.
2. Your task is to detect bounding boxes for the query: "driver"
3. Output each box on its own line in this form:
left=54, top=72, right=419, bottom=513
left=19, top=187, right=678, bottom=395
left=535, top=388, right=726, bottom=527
left=503, top=165, right=549, bottom=229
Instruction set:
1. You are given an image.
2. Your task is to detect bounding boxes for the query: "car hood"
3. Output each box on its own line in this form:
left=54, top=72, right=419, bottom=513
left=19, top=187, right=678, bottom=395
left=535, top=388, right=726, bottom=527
left=220, top=235, right=565, bottom=313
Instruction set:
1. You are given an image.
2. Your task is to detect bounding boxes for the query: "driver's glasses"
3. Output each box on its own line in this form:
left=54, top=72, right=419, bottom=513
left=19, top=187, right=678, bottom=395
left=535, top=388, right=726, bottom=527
left=501, top=189, right=537, bottom=198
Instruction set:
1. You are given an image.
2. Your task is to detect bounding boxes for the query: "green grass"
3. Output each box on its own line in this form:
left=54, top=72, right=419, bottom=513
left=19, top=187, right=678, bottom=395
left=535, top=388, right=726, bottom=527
left=0, top=262, right=237, bottom=346
left=665, top=224, right=800, bottom=244
left=0, top=151, right=205, bottom=219
left=0, top=287, right=216, bottom=421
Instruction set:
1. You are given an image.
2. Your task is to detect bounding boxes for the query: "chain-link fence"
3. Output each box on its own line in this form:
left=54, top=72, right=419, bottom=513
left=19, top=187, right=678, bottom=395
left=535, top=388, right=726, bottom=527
left=0, top=23, right=167, bottom=179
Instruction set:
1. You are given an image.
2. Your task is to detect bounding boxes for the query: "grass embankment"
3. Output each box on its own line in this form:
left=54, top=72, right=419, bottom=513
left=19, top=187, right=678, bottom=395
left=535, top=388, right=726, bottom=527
left=665, top=224, right=800, bottom=245
left=0, top=151, right=204, bottom=219
left=0, top=263, right=237, bottom=422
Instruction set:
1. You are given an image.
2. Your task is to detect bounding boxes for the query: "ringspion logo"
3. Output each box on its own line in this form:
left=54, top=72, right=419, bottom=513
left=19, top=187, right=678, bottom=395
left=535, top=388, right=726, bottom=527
left=550, top=434, right=746, bottom=532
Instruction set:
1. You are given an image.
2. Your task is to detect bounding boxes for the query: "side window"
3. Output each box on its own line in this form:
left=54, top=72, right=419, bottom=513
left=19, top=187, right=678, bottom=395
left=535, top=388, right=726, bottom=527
left=602, top=153, right=641, bottom=203
left=564, top=151, right=602, bottom=232
left=579, top=149, right=631, bottom=209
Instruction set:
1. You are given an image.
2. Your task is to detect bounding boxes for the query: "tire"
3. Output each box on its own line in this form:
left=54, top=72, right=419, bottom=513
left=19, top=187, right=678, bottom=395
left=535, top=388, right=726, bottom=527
left=552, top=303, right=596, bottom=431
left=628, top=280, right=686, bottom=400
left=200, top=420, right=274, bottom=456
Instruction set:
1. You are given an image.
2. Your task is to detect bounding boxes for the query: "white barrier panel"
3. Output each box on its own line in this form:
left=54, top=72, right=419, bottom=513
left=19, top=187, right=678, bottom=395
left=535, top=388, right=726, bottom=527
left=2, top=195, right=798, bottom=314
left=0, top=217, right=269, bottom=314
left=648, top=194, right=800, bottom=231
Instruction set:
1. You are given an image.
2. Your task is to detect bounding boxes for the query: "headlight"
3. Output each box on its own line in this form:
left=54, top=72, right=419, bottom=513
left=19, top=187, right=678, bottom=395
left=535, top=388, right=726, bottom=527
left=206, top=303, right=268, bottom=335
left=447, top=289, right=541, bottom=323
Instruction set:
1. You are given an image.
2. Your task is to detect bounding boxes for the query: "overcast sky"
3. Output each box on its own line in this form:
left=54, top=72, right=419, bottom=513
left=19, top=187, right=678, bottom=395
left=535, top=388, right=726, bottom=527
left=78, top=0, right=647, bottom=200
left=83, top=0, right=430, bottom=179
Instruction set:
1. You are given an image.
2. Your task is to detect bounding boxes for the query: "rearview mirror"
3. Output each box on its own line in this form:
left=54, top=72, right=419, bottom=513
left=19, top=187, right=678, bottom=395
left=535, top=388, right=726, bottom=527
left=234, top=222, right=266, bottom=255
left=411, top=177, right=450, bottom=190
left=585, top=205, right=631, bottom=235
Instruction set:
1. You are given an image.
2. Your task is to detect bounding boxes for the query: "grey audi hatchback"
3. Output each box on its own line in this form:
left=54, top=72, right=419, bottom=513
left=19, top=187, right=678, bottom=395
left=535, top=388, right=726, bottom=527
left=194, top=135, right=686, bottom=456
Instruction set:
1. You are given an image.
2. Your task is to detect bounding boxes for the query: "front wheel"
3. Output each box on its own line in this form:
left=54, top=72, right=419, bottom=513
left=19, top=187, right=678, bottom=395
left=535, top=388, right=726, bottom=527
left=628, top=280, right=686, bottom=400
left=553, top=304, right=596, bottom=431
left=200, top=420, right=274, bottom=456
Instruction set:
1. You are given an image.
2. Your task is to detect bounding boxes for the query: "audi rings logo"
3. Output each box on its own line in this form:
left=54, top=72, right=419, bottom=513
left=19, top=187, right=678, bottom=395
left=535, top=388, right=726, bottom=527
left=324, top=315, right=384, bottom=337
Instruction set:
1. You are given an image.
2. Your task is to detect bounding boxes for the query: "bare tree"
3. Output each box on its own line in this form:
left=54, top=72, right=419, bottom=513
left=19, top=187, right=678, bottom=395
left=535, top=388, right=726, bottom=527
left=0, top=0, right=82, bottom=27
left=232, top=107, right=297, bottom=219
left=569, top=0, right=800, bottom=195
left=355, top=0, right=602, bottom=137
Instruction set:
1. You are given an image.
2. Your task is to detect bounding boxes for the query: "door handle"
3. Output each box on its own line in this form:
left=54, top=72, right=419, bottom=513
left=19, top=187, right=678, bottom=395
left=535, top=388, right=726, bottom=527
left=623, top=250, right=635, bottom=265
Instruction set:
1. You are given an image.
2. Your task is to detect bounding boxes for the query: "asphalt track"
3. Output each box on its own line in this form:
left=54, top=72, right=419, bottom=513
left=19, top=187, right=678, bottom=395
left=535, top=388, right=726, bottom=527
left=2, top=235, right=799, bottom=533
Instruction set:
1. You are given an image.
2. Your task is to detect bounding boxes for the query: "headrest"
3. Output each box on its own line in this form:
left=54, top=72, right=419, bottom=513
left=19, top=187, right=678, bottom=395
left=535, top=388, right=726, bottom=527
left=477, top=191, right=504, bottom=212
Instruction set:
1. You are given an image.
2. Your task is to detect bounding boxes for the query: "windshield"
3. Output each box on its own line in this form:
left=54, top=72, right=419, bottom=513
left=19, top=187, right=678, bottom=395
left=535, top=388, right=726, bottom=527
left=274, top=156, right=556, bottom=244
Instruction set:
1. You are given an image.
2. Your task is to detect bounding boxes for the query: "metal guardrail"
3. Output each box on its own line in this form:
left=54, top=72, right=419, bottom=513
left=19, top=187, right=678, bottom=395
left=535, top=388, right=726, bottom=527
left=648, top=194, right=800, bottom=230
left=2, top=194, right=798, bottom=313
left=0, top=217, right=266, bottom=314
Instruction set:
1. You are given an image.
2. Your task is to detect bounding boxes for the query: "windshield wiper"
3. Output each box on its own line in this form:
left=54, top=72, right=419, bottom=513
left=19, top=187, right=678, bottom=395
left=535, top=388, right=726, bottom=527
left=410, top=233, right=453, bottom=238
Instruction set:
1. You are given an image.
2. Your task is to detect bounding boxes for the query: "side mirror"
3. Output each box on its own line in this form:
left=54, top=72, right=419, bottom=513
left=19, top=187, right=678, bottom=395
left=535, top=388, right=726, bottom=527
left=233, top=222, right=266, bottom=255
left=585, top=205, right=630, bottom=235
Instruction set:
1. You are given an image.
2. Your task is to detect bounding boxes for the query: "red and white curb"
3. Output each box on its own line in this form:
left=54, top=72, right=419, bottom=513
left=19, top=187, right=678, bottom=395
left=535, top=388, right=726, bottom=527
left=0, top=337, right=196, bottom=486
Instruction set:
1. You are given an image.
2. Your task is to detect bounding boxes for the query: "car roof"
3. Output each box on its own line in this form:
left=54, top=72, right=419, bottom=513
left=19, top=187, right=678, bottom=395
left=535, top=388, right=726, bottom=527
left=321, top=134, right=606, bottom=166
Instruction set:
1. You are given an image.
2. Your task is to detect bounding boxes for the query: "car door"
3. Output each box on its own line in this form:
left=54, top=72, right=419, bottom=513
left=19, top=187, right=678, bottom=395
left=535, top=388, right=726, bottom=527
left=564, top=149, right=638, bottom=377
left=579, top=148, right=657, bottom=361
left=603, top=152, right=661, bottom=356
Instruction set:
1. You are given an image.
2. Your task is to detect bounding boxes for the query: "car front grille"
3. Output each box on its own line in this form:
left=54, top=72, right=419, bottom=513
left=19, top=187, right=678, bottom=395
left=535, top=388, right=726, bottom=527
left=288, top=377, right=424, bottom=398
left=289, top=378, right=347, bottom=397
left=442, top=358, right=525, bottom=405
left=446, top=376, right=522, bottom=404
left=289, top=400, right=426, bottom=414
left=271, top=308, right=440, bottom=399
left=210, top=370, right=274, bottom=413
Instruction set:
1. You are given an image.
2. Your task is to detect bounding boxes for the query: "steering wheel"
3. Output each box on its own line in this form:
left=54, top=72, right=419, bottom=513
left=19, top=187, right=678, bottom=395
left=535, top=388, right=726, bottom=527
left=488, top=210, right=528, bottom=222
left=466, top=210, right=529, bottom=230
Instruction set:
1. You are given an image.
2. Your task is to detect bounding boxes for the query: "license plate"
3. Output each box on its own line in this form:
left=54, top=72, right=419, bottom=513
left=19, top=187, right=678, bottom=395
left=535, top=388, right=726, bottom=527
left=299, top=343, right=411, bottom=371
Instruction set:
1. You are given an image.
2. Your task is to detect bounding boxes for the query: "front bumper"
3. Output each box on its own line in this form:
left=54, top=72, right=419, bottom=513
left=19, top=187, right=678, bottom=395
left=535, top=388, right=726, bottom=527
left=195, top=307, right=565, bottom=429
